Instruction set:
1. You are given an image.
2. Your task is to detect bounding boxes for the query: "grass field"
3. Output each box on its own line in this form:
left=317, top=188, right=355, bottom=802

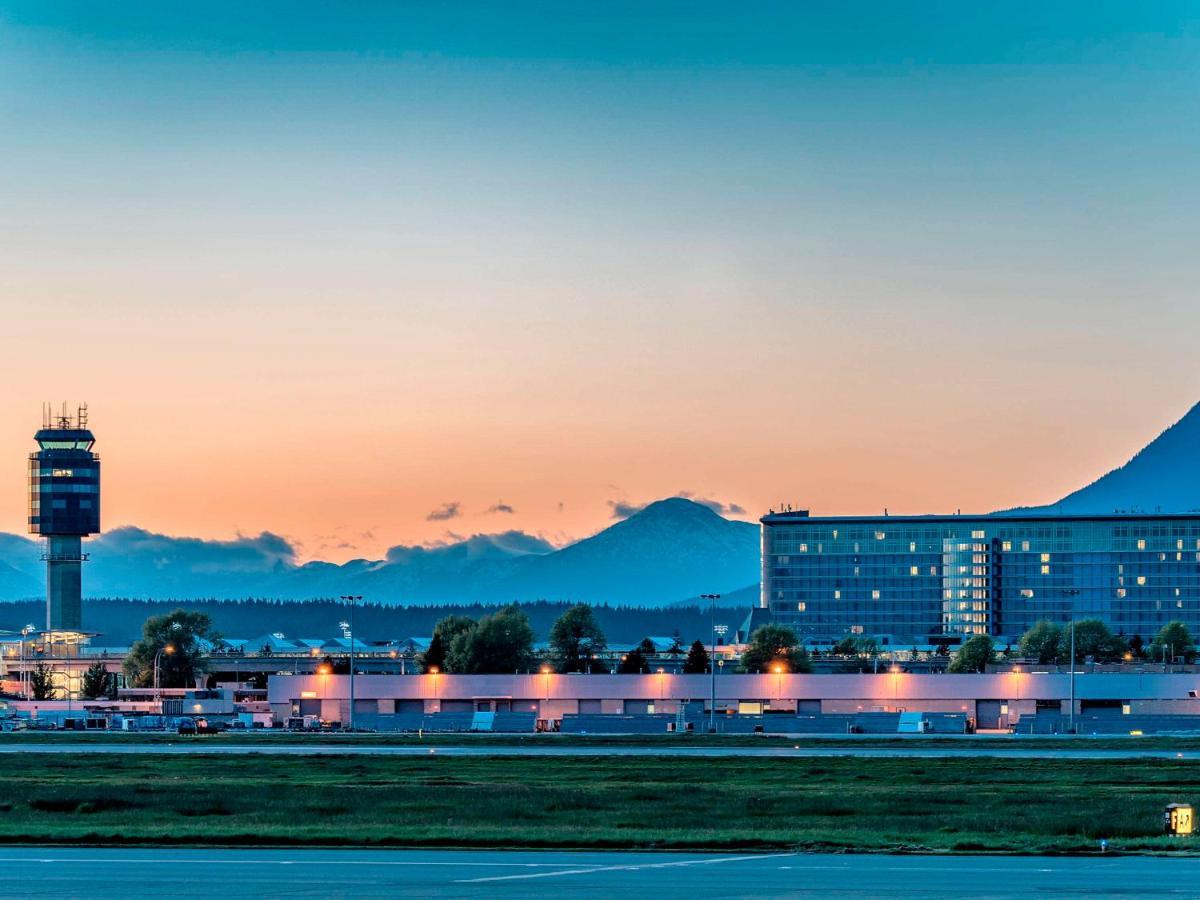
left=7, top=730, right=1200, bottom=750
left=0, top=752, right=1196, bottom=853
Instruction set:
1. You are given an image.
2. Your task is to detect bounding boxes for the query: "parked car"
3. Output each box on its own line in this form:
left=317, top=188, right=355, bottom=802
left=177, top=718, right=198, bottom=735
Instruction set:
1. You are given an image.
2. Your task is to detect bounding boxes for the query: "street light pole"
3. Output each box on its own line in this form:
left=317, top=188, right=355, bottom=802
left=153, top=644, right=175, bottom=707
left=701, top=593, right=720, bottom=733
left=340, top=595, right=362, bottom=731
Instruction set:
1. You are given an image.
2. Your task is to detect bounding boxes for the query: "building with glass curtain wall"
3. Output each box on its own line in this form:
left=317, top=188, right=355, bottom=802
left=762, top=510, right=1200, bottom=644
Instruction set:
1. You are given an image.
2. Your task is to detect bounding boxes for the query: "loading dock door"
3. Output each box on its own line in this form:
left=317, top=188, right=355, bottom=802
left=976, top=700, right=1003, bottom=729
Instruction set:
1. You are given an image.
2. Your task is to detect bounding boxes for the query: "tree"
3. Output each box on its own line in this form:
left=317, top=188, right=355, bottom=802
left=549, top=604, right=608, bottom=673
left=740, top=625, right=813, bottom=674
left=682, top=639, right=710, bottom=674
left=948, top=634, right=995, bottom=673
left=29, top=662, right=56, bottom=701
left=1150, top=621, right=1197, bottom=663
left=421, top=615, right=477, bottom=673
left=617, top=642, right=650, bottom=674
left=448, top=604, right=535, bottom=674
left=1018, top=620, right=1062, bottom=664
left=831, top=635, right=878, bottom=657
left=80, top=662, right=112, bottom=700
left=123, top=608, right=217, bottom=689
left=1057, top=619, right=1126, bottom=663
left=1128, top=633, right=1145, bottom=659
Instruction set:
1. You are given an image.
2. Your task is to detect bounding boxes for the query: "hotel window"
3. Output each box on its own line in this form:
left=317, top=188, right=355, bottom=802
left=1040, top=565, right=1050, bottom=575
left=909, top=542, right=916, bottom=552
left=1040, top=553, right=1050, bottom=563
left=797, top=602, right=806, bottom=612
left=1117, top=588, right=1127, bottom=598
left=798, top=544, right=807, bottom=553
left=1002, top=541, right=1012, bottom=552
left=1137, top=539, right=1147, bottom=550
left=875, top=531, right=886, bottom=541
left=1020, top=589, right=1034, bottom=598
left=851, top=625, right=864, bottom=634
left=833, top=590, right=841, bottom=600
left=1021, top=541, right=1030, bottom=552
left=872, top=590, right=881, bottom=600
left=1137, top=576, right=1146, bottom=586
left=910, top=566, right=919, bottom=576
left=971, top=530, right=985, bottom=539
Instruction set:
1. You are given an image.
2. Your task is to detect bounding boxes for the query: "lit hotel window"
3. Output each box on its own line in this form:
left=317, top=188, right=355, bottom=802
left=1022, top=541, right=1030, bottom=552
left=797, top=602, right=806, bottom=612
left=1040, top=565, right=1050, bottom=575
left=910, top=566, right=919, bottom=576
left=1020, top=589, right=1034, bottom=598
left=1002, top=541, right=1012, bottom=552
left=1137, top=539, right=1147, bottom=550
left=909, top=542, right=916, bottom=552
left=872, top=590, right=881, bottom=600
left=1137, top=576, right=1146, bottom=586
left=834, top=590, right=841, bottom=600
left=1040, top=553, right=1050, bottom=563
left=971, top=530, right=985, bottom=539
left=1117, top=588, right=1127, bottom=598
left=875, top=531, right=886, bottom=540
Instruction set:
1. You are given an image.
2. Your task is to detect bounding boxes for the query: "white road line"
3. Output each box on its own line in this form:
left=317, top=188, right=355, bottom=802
left=456, top=852, right=798, bottom=883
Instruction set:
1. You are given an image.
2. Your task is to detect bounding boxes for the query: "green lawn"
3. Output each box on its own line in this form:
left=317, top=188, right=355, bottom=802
left=0, top=753, right=1196, bottom=853
left=7, top=730, right=1200, bottom=750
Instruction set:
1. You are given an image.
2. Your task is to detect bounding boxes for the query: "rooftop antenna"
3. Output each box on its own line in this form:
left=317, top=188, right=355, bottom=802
left=78, top=403, right=88, bottom=429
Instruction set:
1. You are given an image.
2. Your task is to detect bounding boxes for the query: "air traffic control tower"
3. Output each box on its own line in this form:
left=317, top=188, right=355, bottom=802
left=28, top=404, right=100, bottom=631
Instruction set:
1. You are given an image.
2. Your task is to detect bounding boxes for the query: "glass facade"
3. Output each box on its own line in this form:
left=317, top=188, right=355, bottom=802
left=28, top=428, right=100, bottom=536
left=762, top=512, right=1200, bottom=643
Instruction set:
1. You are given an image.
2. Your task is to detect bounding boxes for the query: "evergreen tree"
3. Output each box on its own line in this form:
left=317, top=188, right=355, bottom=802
left=80, top=662, right=112, bottom=700
left=29, top=662, right=56, bottom=701
left=682, top=639, right=710, bottom=674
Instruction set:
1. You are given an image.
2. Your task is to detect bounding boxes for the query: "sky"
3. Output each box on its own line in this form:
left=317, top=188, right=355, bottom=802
left=1, top=3, right=1198, bottom=562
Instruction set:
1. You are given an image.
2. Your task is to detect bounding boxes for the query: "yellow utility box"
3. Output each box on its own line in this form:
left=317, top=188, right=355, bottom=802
left=1164, top=803, right=1194, bottom=836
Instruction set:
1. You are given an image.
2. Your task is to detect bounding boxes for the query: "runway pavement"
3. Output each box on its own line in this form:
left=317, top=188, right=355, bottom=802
left=0, top=741, right=1195, bottom=759
left=0, top=847, right=1194, bottom=898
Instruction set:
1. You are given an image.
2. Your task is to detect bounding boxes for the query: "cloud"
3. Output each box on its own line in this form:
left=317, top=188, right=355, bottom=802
left=675, top=491, right=747, bottom=517
left=608, top=500, right=646, bottom=520
left=425, top=501, right=462, bottom=522
left=608, top=493, right=748, bottom=520
left=485, top=501, right=516, bottom=515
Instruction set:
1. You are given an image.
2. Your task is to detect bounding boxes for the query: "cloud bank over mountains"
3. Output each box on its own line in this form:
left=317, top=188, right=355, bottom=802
left=0, top=498, right=759, bottom=606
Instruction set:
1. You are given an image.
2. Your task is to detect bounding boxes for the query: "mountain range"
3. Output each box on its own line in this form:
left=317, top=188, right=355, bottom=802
left=0, top=498, right=760, bottom=607
left=1, top=400, right=1198, bottom=606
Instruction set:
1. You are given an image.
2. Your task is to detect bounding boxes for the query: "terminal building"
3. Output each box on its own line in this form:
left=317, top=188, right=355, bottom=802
left=762, top=510, right=1200, bottom=644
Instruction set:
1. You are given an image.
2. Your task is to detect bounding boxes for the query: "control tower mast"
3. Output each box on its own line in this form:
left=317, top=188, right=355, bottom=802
left=29, top=403, right=100, bottom=631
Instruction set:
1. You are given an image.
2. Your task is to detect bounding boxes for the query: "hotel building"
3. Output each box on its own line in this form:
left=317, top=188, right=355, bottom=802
left=762, top=511, right=1200, bottom=643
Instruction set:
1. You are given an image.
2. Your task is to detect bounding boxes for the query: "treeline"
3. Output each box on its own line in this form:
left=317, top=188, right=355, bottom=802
left=0, top=597, right=751, bottom=647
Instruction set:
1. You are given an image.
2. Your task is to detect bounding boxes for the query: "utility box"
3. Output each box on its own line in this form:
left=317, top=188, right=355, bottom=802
left=1165, top=803, right=1194, bottom=836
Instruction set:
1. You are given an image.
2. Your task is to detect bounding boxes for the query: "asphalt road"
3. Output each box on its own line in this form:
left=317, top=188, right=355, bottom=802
left=0, top=742, right=1195, bottom=759
left=0, top=848, right=1194, bottom=898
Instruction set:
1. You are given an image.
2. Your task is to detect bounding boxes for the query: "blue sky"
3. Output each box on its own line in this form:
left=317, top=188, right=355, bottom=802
left=1, top=2, right=1198, bottom=559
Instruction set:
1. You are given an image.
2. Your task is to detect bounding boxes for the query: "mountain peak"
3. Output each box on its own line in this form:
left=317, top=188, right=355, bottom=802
left=1029, top=400, right=1200, bottom=515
